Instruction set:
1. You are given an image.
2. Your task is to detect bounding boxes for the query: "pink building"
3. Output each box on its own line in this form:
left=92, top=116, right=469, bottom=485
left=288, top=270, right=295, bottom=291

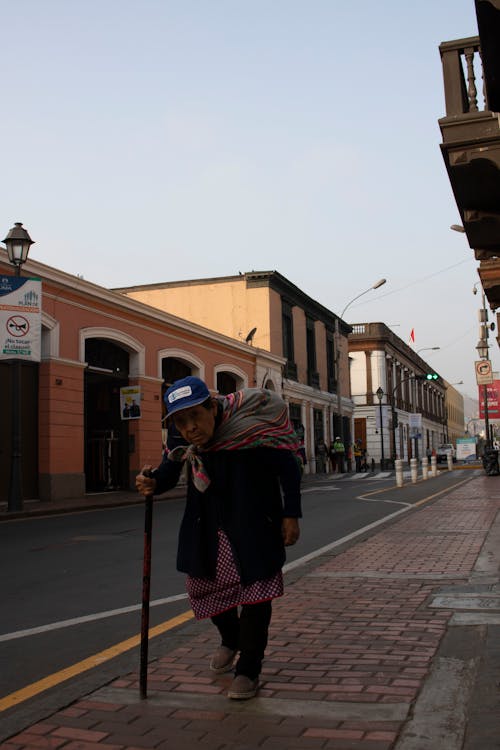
left=0, top=252, right=283, bottom=504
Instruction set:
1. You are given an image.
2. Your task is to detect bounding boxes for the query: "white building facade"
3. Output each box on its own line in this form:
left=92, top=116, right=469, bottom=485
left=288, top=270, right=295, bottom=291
left=349, top=323, right=447, bottom=466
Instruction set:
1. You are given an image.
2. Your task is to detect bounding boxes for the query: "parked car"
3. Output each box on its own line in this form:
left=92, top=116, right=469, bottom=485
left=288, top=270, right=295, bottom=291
left=436, top=443, right=456, bottom=463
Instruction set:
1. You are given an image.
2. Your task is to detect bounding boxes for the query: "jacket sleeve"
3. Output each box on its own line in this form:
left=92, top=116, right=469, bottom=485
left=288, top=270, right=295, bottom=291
left=273, top=449, right=302, bottom=518
left=151, top=428, right=186, bottom=495
left=151, top=454, right=183, bottom=495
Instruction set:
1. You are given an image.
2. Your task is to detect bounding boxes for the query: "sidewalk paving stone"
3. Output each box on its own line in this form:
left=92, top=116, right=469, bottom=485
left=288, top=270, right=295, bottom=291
left=2, top=475, right=500, bottom=749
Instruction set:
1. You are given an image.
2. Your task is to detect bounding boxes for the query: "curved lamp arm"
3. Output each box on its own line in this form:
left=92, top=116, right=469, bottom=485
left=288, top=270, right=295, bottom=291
left=340, top=278, right=386, bottom=319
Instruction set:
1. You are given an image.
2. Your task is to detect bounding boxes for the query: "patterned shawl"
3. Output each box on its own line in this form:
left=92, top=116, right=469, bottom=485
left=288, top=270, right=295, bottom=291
left=167, top=388, right=301, bottom=491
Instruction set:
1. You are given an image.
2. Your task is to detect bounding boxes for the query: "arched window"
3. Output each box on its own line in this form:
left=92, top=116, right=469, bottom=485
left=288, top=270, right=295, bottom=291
left=217, top=371, right=238, bottom=395
left=214, top=365, right=248, bottom=394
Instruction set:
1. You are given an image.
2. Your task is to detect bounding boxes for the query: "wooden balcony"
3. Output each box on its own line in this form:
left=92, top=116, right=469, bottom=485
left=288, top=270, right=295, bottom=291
left=438, top=7, right=500, bottom=315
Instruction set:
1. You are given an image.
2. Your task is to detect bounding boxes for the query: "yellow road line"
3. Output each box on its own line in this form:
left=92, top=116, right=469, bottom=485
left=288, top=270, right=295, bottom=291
left=359, top=474, right=473, bottom=501
left=0, top=609, right=194, bottom=712
left=412, top=476, right=473, bottom=507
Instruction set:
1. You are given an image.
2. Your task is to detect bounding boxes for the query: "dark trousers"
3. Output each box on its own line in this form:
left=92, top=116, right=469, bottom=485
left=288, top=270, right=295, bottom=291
left=211, top=601, right=272, bottom=679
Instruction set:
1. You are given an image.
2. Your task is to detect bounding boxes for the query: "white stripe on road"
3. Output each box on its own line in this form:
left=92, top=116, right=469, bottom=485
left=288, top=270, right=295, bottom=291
left=301, top=485, right=341, bottom=493
left=0, top=593, right=189, bottom=643
left=1, top=475, right=471, bottom=644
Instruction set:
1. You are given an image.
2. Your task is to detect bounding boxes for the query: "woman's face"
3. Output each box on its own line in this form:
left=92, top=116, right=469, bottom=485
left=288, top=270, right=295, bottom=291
left=172, top=400, right=218, bottom=447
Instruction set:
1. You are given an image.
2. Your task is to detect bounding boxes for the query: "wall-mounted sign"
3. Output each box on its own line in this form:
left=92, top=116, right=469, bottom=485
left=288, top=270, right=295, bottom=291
left=0, top=276, right=42, bottom=362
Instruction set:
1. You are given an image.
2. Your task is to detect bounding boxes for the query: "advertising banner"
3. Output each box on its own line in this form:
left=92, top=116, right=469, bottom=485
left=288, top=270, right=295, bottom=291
left=478, top=380, right=500, bottom=419
left=0, top=275, right=42, bottom=362
left=409, top=412, right=422, bottom=439
left=456, top=437, right=477, bottom=462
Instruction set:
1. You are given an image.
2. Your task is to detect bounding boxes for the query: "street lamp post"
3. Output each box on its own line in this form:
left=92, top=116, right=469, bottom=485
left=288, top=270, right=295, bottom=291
left=376, top=386, right=385, bottom=469
left=476, top=337, right=491, bottom=448
left=476, top=287, right=492, bottom=448
left=336, top=278, right=386, bottom=445
left=2, top=222, right=35, bottom=512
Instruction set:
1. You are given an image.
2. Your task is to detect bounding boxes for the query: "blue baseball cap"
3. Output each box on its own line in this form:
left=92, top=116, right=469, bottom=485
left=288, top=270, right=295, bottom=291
left=164, top=376, right=211, bottom=416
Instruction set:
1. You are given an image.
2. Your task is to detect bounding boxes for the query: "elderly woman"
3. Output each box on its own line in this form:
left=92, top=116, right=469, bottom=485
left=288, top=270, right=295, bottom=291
left=136, top=376, right=302, bottom=700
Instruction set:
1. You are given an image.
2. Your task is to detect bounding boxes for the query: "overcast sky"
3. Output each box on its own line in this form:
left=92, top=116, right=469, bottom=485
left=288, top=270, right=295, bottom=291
left=1, top=0, right=491, bottom=403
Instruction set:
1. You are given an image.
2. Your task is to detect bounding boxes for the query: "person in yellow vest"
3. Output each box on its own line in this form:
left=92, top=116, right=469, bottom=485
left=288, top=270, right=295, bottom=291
left=353, top=440, right=362, bottom=472
left=331, top=436, right=345, bottom=473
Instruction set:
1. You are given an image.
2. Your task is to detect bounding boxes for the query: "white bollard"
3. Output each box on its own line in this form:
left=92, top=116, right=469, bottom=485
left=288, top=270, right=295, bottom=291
left=410, top=457, right=418, bottom=484
left=431, top=455, right=437, bottom=477
left=395, top=458, right=404, bottom=487
left=447, top=453, right=453, bottom=471
left=421, top=456, right=428, bottom=480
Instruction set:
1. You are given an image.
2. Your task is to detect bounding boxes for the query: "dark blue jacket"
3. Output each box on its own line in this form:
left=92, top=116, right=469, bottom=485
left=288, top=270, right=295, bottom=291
left=152, top=445, right=302, bottom=585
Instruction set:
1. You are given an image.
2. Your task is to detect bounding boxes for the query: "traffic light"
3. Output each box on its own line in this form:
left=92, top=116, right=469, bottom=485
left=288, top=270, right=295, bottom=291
left=416, top=373, right=438, bottom=381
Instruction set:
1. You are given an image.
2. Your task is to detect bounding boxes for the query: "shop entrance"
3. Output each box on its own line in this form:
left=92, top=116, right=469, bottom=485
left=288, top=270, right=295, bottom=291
left=0, top=361, right=39, bottom=502
left=84, top=340, right=130, bottom=492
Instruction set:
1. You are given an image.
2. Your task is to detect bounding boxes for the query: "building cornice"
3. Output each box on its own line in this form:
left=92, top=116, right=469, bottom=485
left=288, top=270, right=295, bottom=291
left=0, top=253, right=264, bottom=358
left=114, top=268, right=351, bottom=335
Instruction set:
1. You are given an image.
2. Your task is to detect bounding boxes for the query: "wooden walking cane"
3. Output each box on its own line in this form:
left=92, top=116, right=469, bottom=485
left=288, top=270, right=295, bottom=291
left=140, top=472, right=154, bottom=700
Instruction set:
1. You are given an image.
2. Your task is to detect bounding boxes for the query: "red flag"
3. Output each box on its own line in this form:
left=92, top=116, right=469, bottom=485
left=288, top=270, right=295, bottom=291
left=409, top=328, right=415, bottom=343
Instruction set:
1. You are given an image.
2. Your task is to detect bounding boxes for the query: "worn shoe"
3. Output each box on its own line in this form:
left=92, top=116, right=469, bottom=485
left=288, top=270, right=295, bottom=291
left=227, top=674, right=259, bottom=700
left=210, top=646, right=237, bottom=674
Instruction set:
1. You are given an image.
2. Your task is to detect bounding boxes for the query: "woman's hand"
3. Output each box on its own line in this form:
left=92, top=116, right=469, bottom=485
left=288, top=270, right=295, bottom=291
left=282, top=517, right=300, bottom=546
left=135, top=466, right=157, bottom=497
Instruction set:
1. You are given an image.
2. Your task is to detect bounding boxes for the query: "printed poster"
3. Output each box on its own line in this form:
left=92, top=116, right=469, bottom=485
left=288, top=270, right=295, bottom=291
left=120, top=385, right=142, bottom=420
left=0, top=275, right=42, bottom=362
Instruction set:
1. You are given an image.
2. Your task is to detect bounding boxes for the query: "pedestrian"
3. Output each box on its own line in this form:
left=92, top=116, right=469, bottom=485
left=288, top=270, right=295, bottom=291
left=135, top=376, right=302, bottom=701
left=328, top=441, right=337, bottom=472
left=332, top=435, right=345, bottom=473
left=354, top=440, right=362, bottom=472
left=315, top=437, right=327, bottom=473
left=346, top=443, right=353, bottom=473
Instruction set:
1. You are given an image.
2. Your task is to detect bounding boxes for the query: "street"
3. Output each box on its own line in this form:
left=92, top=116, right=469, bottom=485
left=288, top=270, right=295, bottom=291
left=0, top=469, right=479, bottom=738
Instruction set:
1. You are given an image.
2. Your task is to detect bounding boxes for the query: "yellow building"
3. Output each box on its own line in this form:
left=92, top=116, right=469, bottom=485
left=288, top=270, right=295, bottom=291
left=444, top=380, right=465, bottom=446
left=115, top=271, right=353, bottom=473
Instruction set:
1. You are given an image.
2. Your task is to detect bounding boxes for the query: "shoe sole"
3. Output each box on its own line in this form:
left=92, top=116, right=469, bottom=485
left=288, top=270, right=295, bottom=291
left=210, top=660, right=235, bottom=675
left=209, top=650, right=237, bottom=674
left=227, top=683, right=259, bottom=700
left=228, top=690, right=258, bottom=699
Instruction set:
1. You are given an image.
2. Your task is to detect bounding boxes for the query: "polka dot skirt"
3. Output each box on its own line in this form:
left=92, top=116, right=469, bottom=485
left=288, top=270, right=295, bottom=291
left=186, top=529, right=284, bottom=620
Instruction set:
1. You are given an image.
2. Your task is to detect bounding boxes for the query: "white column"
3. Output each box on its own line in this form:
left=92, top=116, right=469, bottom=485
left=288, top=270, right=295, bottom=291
left=309, top=403, right=316, bottom=473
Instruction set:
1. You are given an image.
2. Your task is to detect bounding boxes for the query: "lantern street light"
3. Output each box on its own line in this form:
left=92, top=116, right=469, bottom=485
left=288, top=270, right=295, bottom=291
left=2, top=222, right=35, bottom=512
left=376, top=386, right=385, bottom=470
left=3, top=222, right=34, bottom=276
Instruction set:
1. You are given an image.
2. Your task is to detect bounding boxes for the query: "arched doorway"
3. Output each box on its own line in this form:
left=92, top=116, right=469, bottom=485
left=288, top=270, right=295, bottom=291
left=216, top=371, right=238, bottom=395
left=84, top=339, right=130, bottom=492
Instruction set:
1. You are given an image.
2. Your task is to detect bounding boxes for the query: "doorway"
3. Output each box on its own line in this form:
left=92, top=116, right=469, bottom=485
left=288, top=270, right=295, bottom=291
left=0, top=361, right=39, bottom=502
left=84, top=340, right=130, bottom=492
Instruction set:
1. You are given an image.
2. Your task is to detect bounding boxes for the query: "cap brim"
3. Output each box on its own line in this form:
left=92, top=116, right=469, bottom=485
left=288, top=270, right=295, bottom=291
left=167, top=394, right=210, bottom=417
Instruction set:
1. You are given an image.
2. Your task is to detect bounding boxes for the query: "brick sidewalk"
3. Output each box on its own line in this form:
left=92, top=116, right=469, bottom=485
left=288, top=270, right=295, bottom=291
left=2, top=476, right=500, bottom=749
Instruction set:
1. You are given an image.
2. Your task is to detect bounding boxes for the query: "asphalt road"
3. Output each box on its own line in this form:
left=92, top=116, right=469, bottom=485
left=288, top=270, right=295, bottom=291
left=0, top=468, right=480, bottom=739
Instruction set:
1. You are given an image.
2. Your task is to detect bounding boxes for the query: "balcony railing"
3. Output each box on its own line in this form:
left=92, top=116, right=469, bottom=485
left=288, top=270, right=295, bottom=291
left=440, top=36, right=487, bottom=116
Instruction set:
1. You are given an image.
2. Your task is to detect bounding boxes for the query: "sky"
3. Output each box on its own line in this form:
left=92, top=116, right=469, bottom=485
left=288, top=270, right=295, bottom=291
left=0, top=0, right=493, bottom=403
